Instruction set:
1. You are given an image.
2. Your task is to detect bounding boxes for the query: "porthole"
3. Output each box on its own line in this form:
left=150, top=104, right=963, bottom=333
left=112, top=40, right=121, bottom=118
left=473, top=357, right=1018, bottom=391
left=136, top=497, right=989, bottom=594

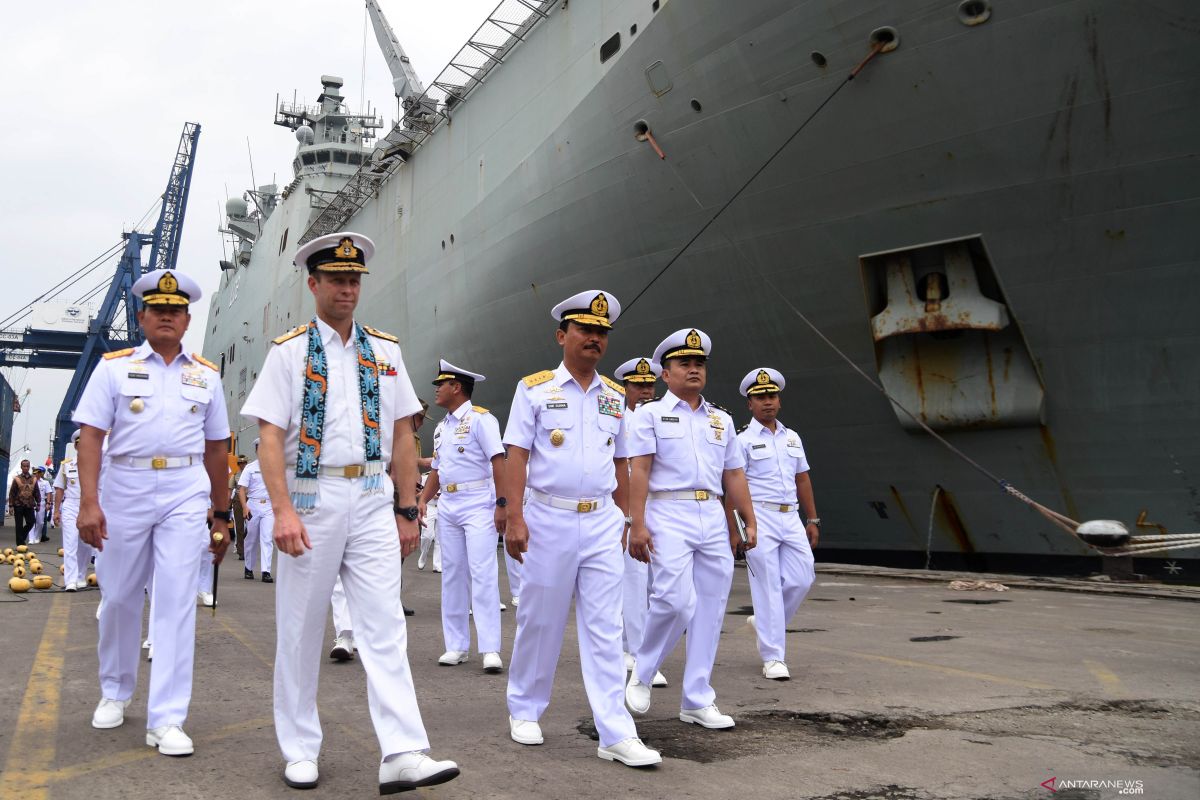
left=441, top=240, right=446, bottom=250
left=957, top=0, right=991, bottom=26
left=811, top=51, right=827, bottom=67
left=652, top=0, right=659, bottom=10
left=630, top=24, right=637, bottom=36
left=450, top=234, right=455, bottom=244
left=690, top=98, right=702, bottom=112
left=869, top=26, right=900, bottom=53
left=600, top=32, right=621, bottom=63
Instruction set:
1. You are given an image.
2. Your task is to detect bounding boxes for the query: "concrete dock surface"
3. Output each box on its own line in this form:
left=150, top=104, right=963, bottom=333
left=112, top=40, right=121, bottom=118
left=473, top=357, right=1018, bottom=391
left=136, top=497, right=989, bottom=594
left=0, top=529, right=1196, bottom=800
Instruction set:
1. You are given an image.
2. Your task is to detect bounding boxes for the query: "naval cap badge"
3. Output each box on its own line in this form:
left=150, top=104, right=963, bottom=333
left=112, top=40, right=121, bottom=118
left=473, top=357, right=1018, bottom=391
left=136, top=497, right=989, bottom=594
left=158, top=272, right=178, bottom=294
left=336, top=237, right=359, bottom=260
left=685, top=329, right=702, bottom=349
left=756, top=370, right=771, bottom=385
left=590, top=293, right=609, bottom=318
left=635, top=358, right=651, bottom=375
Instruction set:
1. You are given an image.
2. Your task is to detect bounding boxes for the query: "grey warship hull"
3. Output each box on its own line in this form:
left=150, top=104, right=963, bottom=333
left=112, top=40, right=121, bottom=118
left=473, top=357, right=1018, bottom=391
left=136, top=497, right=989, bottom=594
left=203, top=0, right=1200, bottom=574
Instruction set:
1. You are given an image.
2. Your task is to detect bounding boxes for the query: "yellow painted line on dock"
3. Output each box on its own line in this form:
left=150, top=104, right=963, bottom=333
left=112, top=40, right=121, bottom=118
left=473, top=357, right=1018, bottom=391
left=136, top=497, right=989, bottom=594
left=0, top=594, right=70, bottom=800
left=213, top=611, right=275, bottom=670
left=803, top=643, right=1057, bottom=690
left=47, top=716, right=273, bottom=783
left=1084, top=659, right=1127, bottom=697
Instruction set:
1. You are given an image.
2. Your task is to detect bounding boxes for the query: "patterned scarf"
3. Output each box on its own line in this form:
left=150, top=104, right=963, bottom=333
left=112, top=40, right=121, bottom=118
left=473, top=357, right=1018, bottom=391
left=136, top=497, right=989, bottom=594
left=293, top=318, right=384, bottom=513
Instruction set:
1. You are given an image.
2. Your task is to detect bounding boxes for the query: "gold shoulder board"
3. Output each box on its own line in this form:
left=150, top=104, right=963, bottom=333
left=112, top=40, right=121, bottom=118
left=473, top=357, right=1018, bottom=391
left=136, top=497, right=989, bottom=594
left=272, top=324, right=309, bottom=345
left=600, top=374, right=626, bottom=396
left=364, top=325, right=399, bottom=343
left=522, top=370, right=555, bottom=388
left=472, top=405, right=489, bottom=414
left=102, top=348, right=135, bottom=360
left=192, top=353, right=219, bottom=371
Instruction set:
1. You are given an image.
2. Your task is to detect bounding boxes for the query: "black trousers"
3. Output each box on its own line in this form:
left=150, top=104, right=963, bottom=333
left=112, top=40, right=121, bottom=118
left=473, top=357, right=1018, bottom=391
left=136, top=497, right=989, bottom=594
left=13, top=506, right=35, bottom=546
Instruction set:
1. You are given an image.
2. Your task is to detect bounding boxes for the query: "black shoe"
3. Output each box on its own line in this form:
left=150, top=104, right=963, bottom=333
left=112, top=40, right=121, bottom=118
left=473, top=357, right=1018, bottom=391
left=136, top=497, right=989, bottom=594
left=404, top=606, right=415, bottom=617
left=237, top=553, right=244, bottom=561
left=244, top=569, right=254, bottom=580
left=261, top=572, right=273, bottom=584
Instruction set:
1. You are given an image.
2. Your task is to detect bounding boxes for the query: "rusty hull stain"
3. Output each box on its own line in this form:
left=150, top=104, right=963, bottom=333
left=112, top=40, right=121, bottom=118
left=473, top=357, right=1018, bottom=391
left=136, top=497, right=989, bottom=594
left=889, top=485, right=924, bottom=547
left=1039, top=425, right=1081, bottom=521
left=935, top=487, right=975, bottom=554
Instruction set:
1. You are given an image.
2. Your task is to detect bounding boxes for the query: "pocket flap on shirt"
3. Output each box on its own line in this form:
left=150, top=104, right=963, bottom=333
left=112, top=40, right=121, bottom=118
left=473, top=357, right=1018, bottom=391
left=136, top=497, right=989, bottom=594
left=181, top=384, right=210, bottom=403
left=119, top=378, right=154, bottom=396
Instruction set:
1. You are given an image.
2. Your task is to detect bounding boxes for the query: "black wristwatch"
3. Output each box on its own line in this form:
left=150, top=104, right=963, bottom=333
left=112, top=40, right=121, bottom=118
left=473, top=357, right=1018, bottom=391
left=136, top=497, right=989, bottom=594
left=495, top=496, right=508, bottom=508
left=394, top=505, right=420, bottom=521
left=212, top=509, right=232, bottom=523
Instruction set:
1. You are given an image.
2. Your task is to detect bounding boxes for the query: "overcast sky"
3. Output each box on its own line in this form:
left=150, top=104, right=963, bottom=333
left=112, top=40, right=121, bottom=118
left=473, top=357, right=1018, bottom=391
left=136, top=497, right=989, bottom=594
left=1, top=0, right=499, bottom=464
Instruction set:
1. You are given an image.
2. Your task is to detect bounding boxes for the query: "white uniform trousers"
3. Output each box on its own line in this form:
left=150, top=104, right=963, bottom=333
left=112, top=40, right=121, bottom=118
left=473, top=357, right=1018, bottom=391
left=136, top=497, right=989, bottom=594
left=61, top=503, right=93, bottom=589
left=634, top=499, right=733, bottom=711
left=745, top=509, right=815, bottom=663
left=506, top=501, right=636, bottom=748
left=274, top=475, right=429, bottom=762
left=621, top=550, right=650, bottom=654
left=197, top=549, right=215, bottom=595
left=244, top=502, right=276, bottom=574
left=437, top=494, right=502, bottom=653
left=504, top=548, right=523, bottom=600
left=96, top=464, right=209, bottom=728
left=330, top=575, right=353, bottom=637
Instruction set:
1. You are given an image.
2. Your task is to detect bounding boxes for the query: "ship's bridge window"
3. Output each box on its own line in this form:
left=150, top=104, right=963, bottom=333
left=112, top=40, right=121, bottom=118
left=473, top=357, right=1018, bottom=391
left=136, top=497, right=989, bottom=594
left=348, top=152, right=363, bottom=165
left=315, top=150, right=330, bottom=164
left=301, top=153, right=316, bottom=166
left=333, top=151, right=347, bottom=164
left=600, top=33, right=620, bottom=63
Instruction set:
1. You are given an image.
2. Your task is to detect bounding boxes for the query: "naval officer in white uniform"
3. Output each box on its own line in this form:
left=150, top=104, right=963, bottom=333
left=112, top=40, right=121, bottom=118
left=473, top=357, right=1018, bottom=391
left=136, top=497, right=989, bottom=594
left=241, top=231, right=459, bottom=793
left=734, top=368, right=818, bottom=681
left=237, top=438, right=276, bottom=582
left=54, top=429, right=93, bottom=591
left=503, top=290, right=661, bottom=768
left=418, top=360, right=506, bottom=672
left=74, top=268, right=232, bottom=756
left=625, top=328, right=758, bottom=729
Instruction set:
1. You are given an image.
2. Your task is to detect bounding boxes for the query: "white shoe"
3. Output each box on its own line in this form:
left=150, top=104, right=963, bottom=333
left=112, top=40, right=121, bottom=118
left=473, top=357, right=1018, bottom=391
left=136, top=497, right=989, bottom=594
left=499, top=601, right=507, bottom=612
left=416, top=554, right=426, bottom=570
left=142, top=638, right=151, bottom=650
left=509, top=716, right=543, bottom=745
left=91, top=697, right=130, bottom=729
left=65, top=583, right=77, bottom=593
left=623, top=652, right=635, bottom=672
left=75, top=579, right=88, bottom=590
left=197, top=591, right=215, bottom=607
left=763, top=660, right=791, bottom=680
left=438, top=650, right=469, bottom=666
left=95, top=600, right=102, bottom=621
left=625, top=674, right=651, bottom=716
left=378, top=752, right=460, bottom=794
left=680, top=704, right=735, bottom=729
left=432, top=567, right=442, bottom=573
left=482, top=652, right=503, bottom=673
left=747, top=614, right=756, bottom=627
left=329, top=636, right=355, bottom=661
left=147, top=644, right=154, bottom=662
left=146, top=724, right=194, bottom=756
left=598, top=737, right=662, bottom=767
left=511, top=595, right=519, bottom=606
left=283, top=759, right=319, bottom=789
left=652, top=670, right=668, bottom=688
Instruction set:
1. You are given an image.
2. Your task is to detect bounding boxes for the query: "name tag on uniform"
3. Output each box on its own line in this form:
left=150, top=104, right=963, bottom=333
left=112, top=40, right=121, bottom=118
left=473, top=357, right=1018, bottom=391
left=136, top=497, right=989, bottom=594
left=751, top=443, right=767, bottom=450
left=181, top=373, right=208, bottom=388
left=660, top=416, right=679, bottom=423
left=127, top=372, right=149, bottom=380
left=598, top=395, right=622, bottom=417
left=545, top=402, right=568, bottom=409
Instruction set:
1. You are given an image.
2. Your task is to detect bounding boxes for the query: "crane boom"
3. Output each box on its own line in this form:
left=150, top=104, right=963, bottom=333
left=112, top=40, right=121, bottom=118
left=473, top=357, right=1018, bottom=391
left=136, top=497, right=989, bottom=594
left=366, top=0, right=425, bottom=105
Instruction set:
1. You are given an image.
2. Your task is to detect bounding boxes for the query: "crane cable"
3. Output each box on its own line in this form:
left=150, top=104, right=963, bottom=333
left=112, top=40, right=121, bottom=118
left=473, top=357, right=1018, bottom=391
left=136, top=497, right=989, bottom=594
left=0, top=241, right=124, bottom=330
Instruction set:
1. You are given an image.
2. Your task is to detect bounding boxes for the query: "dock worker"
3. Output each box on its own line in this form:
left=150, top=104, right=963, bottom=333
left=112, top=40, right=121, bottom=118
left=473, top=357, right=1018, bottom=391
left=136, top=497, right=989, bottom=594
left=624, top=328, right=758, bottom=730
left=54, top=430, right=93, bottom=591
left=73, top=267, right=232, bottom=757
left=418, top=359, right=506, bottom=673
left=237, top=438, right=275, bottom=582
left=733, top=368, right=818, bottom=681
left=241, top=231, right=459, bottom=793
left=612, top=357, right=667, bottom=688
left=503, top=289, right=661, bottom=768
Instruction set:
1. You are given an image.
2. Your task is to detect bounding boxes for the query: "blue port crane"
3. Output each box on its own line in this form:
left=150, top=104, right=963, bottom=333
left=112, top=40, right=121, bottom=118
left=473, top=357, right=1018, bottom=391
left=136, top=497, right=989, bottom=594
left=0, top=122, right=200, bottom=466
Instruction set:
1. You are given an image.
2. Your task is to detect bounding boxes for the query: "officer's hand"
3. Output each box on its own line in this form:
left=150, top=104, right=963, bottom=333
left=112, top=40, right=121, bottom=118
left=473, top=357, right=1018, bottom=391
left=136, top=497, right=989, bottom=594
left=505, top=515, right=529, bottom=563
left=628, top=522, right=654, bottom=564
left=209, top=521, right=231, bottom=564
left=77, top=500, right=107, bottom=551
left=53, top=512, right=61, bottom=528
left=494, top=505, right=506, bottom=536
left=417, top=498, right=428, bottom=526
left=395, top=514, right=419, bottom=559
left=744, top=523, right=758, bottom=551
left=274, top=508, right=312, bottom=558
left=806, top=522, right=819, bottom=548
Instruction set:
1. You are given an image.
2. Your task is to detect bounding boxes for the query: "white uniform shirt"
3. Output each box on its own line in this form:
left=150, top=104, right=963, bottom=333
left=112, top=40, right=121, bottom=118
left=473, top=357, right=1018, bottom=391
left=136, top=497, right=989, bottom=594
left=502, top=362, right=629, bottom=498
left=36, top=478, right=52, bottom=509
left=736, top=418, right=810, bottom=505
left=72, top=341, right=230, bottom=457
left=237, top=459, right=271, bottom=503
left=241, top=317, right=421, bottom=466
left=430, top=403, right=503, bottom=485
left=53, top=460, right=80, bottom=508
left=626, top=389, right=744, bottom=494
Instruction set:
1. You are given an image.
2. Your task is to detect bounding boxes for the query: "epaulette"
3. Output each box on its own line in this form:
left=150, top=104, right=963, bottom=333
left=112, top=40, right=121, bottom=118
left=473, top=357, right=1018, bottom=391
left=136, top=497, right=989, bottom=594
left=273, top=324, right=309, bottom=345
left=472, top=405, right=490, bottom=414
left=364, top=325, right=399, bottom=343
left=708, top=402, right=732, bottom=416
left=600, top=375, right=626, bottom=396
left=102, top=348, right=135, bottom=360
left=736, top=423, right=749, bottom=434
left=522, top=370, right=555, bottom=388
left=192, top=353, right=219, bottom=371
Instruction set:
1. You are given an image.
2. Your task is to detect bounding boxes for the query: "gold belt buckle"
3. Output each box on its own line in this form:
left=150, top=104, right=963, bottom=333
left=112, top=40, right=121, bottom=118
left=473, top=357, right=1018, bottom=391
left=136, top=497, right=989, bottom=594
left=151, top=457, right=168, bottom=470
left=694, top=490, right=709, bottom=501
left=445, top=483, right=458, bottom=493
left=343, top=465, right=363, bottom=478
left=779, top=504, right=792, bottom=513
left=577, top=500, right=595, bottom=513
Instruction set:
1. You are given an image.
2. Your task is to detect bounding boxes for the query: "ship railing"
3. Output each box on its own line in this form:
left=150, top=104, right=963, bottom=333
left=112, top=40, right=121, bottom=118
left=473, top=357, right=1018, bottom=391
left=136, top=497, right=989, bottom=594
left=297, top=0, right=557, bottom=245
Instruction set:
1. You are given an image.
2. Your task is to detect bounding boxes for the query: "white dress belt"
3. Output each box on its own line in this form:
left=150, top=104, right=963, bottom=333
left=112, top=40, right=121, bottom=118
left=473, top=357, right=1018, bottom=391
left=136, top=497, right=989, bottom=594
left=527, top=488, right=608, bottom=513
left=115, top=455, right=203, bottom=470
left=648, top=489, right=722, bottom=502
left=754, top=500, right=799, bottom=513
left=286, top=464, right=369, bottom=478
left=441, top=478, right=490, bottom=494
